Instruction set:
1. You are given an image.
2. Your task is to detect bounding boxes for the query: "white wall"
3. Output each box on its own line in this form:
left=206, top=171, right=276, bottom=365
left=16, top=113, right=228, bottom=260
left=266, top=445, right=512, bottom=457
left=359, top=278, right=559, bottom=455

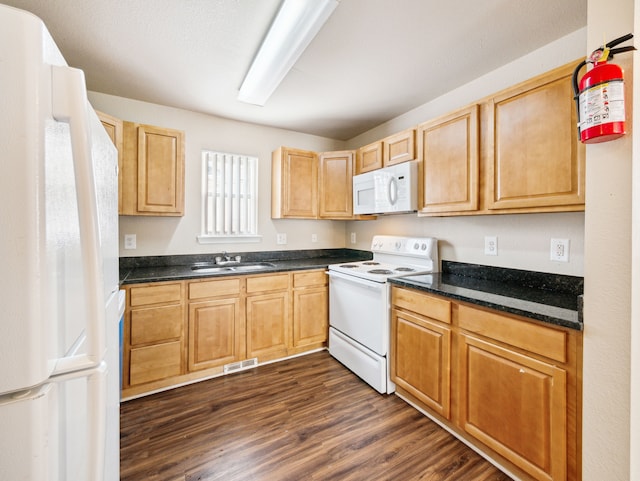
left=344, top=28, right=587, bottom=277
left=348, top=212, right=584, bottom=276
left=88, top=92, right=348, bottom=257
left=582, top=0, right=635, bottom=479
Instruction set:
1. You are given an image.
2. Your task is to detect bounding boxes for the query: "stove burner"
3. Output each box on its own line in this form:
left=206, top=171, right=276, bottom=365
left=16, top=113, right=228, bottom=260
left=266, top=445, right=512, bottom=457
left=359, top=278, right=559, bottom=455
left=395, top=267, right=415, bottom=272
left=338, top=264, right=359, bottom=268
left=368, top=269, right=394, bottom=275
left=362, top=261, right=380, bottom=265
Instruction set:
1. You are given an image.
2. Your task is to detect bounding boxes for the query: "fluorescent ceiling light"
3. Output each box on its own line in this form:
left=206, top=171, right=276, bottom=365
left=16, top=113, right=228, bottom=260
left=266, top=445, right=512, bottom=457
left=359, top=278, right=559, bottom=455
left=237, top=0, right=339, bottom=106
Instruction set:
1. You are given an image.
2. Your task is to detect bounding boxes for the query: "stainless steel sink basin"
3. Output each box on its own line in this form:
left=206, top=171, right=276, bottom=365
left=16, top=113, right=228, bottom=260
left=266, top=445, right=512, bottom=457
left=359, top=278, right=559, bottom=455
left=191, top=262, right=275, bottom=274
left=230, top=263, right=275, bottom=272
left=190, top=266, right=233, bottom=273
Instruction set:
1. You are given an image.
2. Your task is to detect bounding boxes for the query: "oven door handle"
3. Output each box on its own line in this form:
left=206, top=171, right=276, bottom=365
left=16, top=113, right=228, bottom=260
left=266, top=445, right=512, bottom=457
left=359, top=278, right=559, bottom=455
left=327, top=270, right=386, bottom=290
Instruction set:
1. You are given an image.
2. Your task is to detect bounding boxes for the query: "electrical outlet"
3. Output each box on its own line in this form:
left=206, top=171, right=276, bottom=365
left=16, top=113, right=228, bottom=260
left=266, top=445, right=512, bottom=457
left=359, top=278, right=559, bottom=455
left=550, top=238, right=570, bottom=262
left=124, top=234, right=136, bottom=250
left=276, top=233, right=287, bottom=245
left=484, top=236, right=498, bottom=256
left=350, top=232, right=357, bottom=244
left=311, top=234, right=318, bottom=243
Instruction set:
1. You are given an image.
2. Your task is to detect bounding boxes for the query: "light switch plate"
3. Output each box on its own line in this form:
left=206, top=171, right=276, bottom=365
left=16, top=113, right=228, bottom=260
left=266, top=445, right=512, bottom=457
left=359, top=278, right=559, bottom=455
left=276, top=233, right=287, bottom=245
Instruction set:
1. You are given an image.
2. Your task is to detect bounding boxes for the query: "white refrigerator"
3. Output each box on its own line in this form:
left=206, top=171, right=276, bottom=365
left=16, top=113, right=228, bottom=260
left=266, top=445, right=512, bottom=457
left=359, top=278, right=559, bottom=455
left=0, top=4, right=121, bottom=481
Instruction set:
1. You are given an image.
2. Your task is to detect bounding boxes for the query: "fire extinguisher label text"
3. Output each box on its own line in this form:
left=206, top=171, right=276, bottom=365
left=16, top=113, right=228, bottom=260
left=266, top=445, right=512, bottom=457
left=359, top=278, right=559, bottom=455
left=579, top=80, right=625, bottom=130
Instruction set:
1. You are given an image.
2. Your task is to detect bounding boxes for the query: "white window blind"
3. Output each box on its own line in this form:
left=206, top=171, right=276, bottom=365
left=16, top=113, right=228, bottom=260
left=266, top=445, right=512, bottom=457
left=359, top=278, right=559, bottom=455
left=198, top=151, right=260, bottom=243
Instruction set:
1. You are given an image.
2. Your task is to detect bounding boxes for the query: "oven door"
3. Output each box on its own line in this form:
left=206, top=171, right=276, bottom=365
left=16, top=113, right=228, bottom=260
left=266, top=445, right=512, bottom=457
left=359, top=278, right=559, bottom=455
left=328, top=270, right=388, bottom=355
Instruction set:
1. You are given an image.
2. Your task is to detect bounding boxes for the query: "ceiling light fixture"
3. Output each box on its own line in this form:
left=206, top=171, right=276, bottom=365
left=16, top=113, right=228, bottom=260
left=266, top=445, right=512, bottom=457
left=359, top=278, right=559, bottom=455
left=237, top=0, right=339, bottom=106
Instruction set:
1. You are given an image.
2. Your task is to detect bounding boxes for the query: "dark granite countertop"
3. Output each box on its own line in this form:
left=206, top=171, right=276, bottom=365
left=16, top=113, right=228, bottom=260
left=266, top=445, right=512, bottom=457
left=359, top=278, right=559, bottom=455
left=389, top=261, right=584, bottom=331
left=119, top=248, right=372, bottom=285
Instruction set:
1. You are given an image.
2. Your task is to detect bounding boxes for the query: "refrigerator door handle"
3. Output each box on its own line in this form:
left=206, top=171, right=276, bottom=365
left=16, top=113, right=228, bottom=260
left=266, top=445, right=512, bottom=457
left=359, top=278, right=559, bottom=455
left=51, top=65, right=106, bottom=374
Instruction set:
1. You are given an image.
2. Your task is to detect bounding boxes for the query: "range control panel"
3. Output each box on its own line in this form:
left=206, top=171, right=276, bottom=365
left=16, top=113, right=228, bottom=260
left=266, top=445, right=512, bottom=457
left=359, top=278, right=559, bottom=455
left=370, top=235, right=437, bottom=258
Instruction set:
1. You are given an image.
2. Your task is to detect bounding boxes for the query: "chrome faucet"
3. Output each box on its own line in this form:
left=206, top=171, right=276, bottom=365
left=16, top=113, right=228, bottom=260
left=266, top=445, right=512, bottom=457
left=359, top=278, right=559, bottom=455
left=215, top=251, right=241, bottom=264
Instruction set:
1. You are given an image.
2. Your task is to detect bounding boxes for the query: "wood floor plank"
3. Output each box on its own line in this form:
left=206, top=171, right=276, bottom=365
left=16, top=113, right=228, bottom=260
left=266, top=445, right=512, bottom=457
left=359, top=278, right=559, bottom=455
left=120, top=351, right=512, bottom=481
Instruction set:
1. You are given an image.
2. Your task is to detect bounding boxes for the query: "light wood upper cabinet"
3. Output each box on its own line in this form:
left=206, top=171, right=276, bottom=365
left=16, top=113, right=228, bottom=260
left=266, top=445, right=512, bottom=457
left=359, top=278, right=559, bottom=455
left=383, top=128, right=416, bottom=166
left=122, top=122, right=185, bottom=216
left=318, top=150, right=354, bottom=219
left=355, top=140, right=383, bottom=174
left=417, top=105, right=480, bottom=214
left=97, top=111, right=124, bottom=214
left=486, top=63, right=585, bottom=210
left=272, top=147, right=318, bottom=219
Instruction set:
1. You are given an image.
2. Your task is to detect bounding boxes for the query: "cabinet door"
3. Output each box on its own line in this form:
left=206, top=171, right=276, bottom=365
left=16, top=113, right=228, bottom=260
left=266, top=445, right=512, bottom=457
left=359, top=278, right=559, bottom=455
left=246, top=291, right=290, bottom=360
left=271, top=147, right=318, bottom=218
left=318, top=150, right=354, bottom=219
left=122, top=122, right=185, bottom=216
left=383, top=129, right=415, bottom=166
left=459, top=334, right=567, bottom=481
left=97, top=111, right=124, bottom=214
left=417, top=104, right=479, bottom=214
left=355, top=141, right=383, bottom=174
left=188, top=298, right=244, bottom=371
left=129, top=342, right=182, bottom=386
left=487, top=64, right=585, bottom=210
left=292, top=286, right=328, bottom=349
left=391, top=308, right=451, bottom=418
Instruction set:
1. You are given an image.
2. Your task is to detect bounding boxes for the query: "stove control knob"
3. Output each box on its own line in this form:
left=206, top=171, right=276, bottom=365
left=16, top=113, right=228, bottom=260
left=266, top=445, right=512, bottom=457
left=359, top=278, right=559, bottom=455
left=421, top=243, right=427, bottom=250
left=414, top=242, right=420, bottom=250
left=395, top=241, right=401, bottom=250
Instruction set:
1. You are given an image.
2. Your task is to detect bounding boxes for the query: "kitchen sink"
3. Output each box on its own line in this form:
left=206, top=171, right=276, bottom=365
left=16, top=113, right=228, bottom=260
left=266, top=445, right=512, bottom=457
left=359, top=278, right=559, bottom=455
left=229, top=263, right=275, bottom=272
left=191, top=262, right=275, bottom=274
left=190, top=266, right=234, bottom=273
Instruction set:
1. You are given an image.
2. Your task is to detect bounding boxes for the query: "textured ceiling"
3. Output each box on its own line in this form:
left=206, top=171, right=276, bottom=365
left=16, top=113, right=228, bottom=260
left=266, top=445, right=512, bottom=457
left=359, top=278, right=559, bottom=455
left=2, top=0, right=587, bottom=140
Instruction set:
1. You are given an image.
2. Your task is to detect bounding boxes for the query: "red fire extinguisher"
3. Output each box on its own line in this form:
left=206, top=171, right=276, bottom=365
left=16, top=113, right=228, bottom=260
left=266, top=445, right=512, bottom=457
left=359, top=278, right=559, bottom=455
left=572, top=33, right=635, bottom=144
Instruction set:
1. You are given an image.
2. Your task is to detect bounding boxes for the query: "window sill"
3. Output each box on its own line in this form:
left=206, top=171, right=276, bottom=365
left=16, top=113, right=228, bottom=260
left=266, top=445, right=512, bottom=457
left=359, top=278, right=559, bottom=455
left=197, top=234, right=263, bottom=244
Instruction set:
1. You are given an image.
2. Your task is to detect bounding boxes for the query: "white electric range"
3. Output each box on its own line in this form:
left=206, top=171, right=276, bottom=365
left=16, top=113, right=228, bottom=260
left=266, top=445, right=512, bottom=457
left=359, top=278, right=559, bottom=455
left=327, top=235, right=438, bottom=393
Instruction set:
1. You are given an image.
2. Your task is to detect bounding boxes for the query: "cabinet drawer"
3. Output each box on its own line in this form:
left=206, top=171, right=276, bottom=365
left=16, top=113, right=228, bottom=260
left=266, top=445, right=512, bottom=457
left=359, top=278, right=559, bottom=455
left=129, top=341, right=182, bottom=385
left=129, top=282, right=182, bottom=307
left=188, top=278, right=241, bottom=300
left=130, top=304, right=183, bottom=345
left=458, top=304, right=567, bottom=363
left=392, top=287, right=451, bottom=324
left=293, top=270, right=327, bottom=288
left=246, top=273, right=289, bottom=294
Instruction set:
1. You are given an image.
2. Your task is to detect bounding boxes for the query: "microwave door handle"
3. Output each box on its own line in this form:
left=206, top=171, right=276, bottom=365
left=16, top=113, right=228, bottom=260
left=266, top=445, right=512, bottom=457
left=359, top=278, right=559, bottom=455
left=388, top=177, right=398, bottom=205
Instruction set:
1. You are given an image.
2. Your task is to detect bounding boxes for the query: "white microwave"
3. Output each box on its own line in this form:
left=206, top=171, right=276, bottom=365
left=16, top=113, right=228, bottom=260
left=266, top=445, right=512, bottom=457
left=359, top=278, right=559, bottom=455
left=353, top=161, right=418, bottom=215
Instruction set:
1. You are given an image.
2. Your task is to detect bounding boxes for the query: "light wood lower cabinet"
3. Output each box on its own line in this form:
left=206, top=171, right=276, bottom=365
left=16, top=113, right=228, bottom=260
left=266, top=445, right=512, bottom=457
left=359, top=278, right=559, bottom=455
left=392, top=309, right=452, bottom=419
left=122, top=269, right=328, bottom=398
left=246, top=273, right=290, bottom=361
left=187, top=278, right=245, bottom=372
left=391, top=286, right=581, bottom=481
left=459, top=334, right=567, bottom=481
left=292, top=270, right=328, bottom=353
left=125, top=281, right=185, bottom=388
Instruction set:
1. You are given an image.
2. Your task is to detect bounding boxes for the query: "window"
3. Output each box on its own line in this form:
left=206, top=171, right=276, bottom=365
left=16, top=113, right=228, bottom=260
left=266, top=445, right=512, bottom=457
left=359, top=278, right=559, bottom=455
left=197, top=150, right=261, bottom=243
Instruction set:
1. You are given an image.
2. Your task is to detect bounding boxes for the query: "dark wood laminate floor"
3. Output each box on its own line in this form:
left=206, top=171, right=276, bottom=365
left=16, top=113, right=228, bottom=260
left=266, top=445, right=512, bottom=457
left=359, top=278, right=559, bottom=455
left=120, top=350, right=513, bottom=481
